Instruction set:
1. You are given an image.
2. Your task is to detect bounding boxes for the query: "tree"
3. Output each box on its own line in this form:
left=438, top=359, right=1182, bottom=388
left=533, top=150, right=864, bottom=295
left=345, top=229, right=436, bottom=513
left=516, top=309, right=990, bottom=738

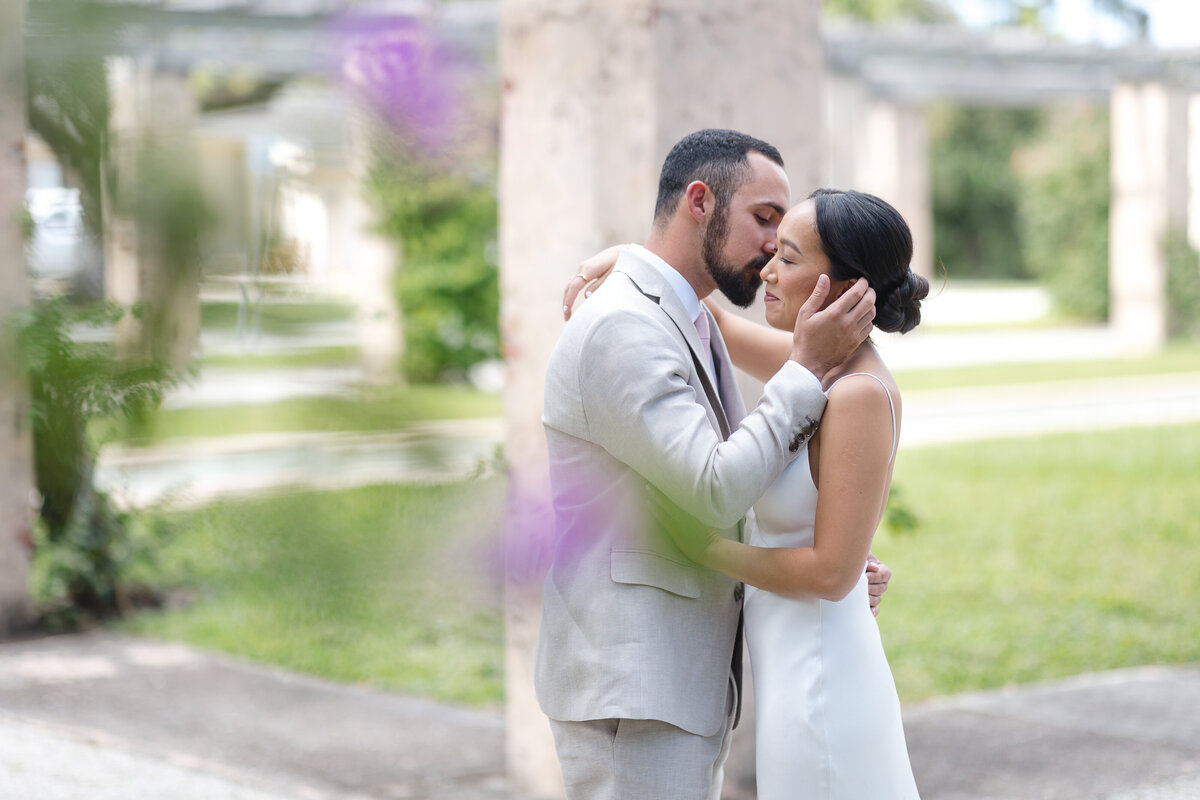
left=15, top=0, right=204, bottom=626
left=930, top=104, right=1043, bottom=279
left=1, top=0, right=36, bottom=635
left=1015, top=103, right=1110, bottom=319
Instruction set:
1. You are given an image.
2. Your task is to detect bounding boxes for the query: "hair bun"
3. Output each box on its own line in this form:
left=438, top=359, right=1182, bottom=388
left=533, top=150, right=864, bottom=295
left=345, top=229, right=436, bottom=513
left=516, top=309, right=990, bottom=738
left=875, top=272, right=930, bottom=334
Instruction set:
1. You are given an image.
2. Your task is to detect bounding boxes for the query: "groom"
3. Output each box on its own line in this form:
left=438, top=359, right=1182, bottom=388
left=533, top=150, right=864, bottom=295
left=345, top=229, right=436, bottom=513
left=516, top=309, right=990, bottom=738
left=537, top=129, right=880, bottom=799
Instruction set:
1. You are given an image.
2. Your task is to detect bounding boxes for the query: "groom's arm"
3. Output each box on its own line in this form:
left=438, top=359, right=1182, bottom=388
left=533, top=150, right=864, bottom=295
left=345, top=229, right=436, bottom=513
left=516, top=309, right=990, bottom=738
left=577, top=276, right=874, bottom=530
left=578, top=308, right=825, bottom=530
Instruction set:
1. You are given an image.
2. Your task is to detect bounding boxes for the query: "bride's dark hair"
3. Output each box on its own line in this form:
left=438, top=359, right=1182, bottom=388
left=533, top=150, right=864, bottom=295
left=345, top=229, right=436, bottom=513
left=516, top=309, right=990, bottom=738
left=809, top=188, right=929, bottom=334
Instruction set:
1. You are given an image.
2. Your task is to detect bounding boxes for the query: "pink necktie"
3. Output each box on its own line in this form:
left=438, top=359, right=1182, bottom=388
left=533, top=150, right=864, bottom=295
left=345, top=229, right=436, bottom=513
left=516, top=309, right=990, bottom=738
left=695, top=310, right=715, bottom=377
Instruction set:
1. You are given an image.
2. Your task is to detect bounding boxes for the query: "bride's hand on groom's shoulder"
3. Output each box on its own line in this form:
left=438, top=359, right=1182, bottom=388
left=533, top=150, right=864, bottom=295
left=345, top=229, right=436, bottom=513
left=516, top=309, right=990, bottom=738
left=645, top=484, right=718, bottom=566
left=563, top=245, right=625, bottom=320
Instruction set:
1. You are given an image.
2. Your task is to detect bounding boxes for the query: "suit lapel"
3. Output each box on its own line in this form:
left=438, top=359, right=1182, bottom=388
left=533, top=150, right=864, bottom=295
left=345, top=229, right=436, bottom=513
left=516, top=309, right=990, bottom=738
left=615, top=256, right=732, bottom=439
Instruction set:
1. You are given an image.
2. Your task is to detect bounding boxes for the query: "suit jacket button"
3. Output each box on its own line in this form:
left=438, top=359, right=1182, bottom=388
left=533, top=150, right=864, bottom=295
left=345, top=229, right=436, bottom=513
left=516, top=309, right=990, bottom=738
left=734, top=584, right=744, bottom=602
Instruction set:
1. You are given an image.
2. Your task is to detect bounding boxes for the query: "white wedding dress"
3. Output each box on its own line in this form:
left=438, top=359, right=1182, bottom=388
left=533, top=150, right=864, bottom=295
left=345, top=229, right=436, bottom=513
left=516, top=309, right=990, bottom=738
left=745, top=373, right=919, bottom=799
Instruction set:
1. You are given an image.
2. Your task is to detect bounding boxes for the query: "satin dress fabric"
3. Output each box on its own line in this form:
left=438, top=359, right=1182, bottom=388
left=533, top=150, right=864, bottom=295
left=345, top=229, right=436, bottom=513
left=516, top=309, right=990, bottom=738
left=745, top=373, right=920, bottom=799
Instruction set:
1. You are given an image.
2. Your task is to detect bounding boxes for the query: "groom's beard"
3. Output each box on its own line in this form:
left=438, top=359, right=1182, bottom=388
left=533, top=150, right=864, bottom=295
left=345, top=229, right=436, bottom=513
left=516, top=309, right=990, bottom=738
left=703, top=206, right=770, bottom=308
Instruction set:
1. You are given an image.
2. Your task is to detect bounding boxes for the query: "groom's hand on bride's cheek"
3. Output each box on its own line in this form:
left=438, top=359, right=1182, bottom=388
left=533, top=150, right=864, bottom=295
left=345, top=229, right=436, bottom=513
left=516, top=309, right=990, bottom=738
left=866, top=557, right=892, bottom=617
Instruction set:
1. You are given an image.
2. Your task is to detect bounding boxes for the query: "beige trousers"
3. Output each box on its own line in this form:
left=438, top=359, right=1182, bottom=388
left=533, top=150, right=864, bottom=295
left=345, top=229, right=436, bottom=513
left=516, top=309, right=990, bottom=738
left=548, top=678, right=737, bottom=800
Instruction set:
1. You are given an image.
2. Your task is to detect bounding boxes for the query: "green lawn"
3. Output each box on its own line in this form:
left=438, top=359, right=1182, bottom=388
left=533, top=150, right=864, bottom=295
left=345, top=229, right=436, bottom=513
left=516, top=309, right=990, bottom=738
left=119, top=422, right=1200, bottom=707
left=121, top=479, right=507, bottom=706
left=103, top=384, right=503, bottom=444
left=201, top=346, right=361, bottom=370
left=200, top=300, right=355, bottom=333
left=876, top=421, right=1200, bottom=702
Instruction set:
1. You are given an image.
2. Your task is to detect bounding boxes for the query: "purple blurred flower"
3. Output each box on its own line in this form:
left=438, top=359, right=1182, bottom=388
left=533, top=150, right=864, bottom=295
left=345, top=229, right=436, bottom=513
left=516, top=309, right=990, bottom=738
left=331, top=15, right=461, bottom=153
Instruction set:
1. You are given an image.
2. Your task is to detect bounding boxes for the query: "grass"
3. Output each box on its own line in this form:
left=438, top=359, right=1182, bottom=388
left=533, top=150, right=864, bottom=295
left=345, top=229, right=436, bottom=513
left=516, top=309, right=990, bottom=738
left=120, top=479, right=507, bottom=706
left=200, top=346, right=361, bottom=370
left=200, top=300, right=355, bottom=333
left=116, top=422, right=1200, bottom=707
left=893, top=341, right=1200, bottom=392
left=101, top=384, right=503, bottom=444
left=875, top=421, right=1200, bottom=702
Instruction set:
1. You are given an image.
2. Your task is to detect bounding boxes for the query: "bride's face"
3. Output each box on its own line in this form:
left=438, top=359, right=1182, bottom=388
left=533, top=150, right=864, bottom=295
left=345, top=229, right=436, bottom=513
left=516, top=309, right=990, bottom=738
left=760, top=200, right=833, bottom=332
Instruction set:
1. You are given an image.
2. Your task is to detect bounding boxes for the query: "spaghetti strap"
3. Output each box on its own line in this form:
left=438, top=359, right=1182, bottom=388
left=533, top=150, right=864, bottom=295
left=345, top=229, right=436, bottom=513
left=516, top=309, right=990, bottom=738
left=828, top=372, right=898, bottom=463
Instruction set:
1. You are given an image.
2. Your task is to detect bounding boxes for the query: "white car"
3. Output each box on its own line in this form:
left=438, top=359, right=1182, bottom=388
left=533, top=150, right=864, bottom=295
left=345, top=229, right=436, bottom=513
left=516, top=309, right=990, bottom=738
left=26, top=187, right=102, bottom=294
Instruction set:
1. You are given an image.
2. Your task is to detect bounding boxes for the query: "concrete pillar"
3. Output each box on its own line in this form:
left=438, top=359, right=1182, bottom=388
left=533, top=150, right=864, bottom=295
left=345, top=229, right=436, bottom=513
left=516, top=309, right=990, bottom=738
left=1109, top=81, right=1188, bottom=354
left=500, top=1, right=823, bottom=796
left=1191, top=95, right=1200, bottom=252
left=824, top=72, right=869, bottom=189
left=105, top=59, right=203, bottom=368
left=104, top=57, right=144, bottom=343
left=0, top=0, right=35, bottom=634
left=826, top=83, right=932, bottom=281
left=344, top=111, right=402, bottom=385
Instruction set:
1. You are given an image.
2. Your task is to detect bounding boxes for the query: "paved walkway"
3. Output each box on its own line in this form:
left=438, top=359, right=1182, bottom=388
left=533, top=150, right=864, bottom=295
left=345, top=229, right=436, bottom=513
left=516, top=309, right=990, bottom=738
left=1, top=633, right=1196, bottom=799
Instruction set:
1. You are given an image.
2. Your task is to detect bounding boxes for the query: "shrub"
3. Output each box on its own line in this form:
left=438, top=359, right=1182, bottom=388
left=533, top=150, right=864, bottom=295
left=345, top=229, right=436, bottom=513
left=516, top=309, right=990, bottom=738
left=369, top=153, right=499, bottom=383
left=1165, top=226, right=1200, bottom=340
left=14, top=299, right=178, bottom=625
left=1016, top=104, right=1111, bottom=320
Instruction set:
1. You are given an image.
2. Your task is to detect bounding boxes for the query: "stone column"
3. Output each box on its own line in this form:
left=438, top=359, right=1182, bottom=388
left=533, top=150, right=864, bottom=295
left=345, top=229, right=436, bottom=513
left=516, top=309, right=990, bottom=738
left=1190, top=94, right=1200, bottom=251
left=500, top=1, right=823, bottom=796
left=1109, top=81, right=1188, bottom=355
left=0, top=0, right=35, bottom=634
left=344, top=111, right=402, bottom=385
left=103, top=57, right=144, bottom=351
left=824, top=71, right=869, bottom=188
left=828, top=86, right=932, bottom=281
left=105, top=59, right=204, bottom=368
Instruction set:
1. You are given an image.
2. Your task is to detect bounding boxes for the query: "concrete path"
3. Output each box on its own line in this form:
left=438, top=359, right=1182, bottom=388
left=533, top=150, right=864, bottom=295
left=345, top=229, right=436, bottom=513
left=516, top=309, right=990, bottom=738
left=1, top=633, right=1196, bottom=799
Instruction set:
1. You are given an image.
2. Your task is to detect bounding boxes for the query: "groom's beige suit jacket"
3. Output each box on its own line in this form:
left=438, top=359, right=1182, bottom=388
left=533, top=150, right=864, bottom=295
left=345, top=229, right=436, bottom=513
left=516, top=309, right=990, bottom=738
left=536, top=248, right=827, bottom=737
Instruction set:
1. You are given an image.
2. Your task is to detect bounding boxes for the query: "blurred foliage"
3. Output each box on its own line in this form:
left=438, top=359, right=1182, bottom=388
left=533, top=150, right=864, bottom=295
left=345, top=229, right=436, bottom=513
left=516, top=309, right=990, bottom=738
left=25, top=0, right=115, bottom=237
left=828, top=0, right=1116, bottom=317
left=884, top=485, right=918, bottom=536
left=929, top=101, right=1112, bottom=320
left=122, top=479, right=506, bottom=705
left=121, top=138, right=216, bottom=365
left=1015, top=104, right=1111, bottom=320
left=369, top=149, right=499, bottom=383
left=1165, top=227, right=1200, bottom=341
left=930, top=104, right=1042, bottom=280
left=823, top=0, right=953, bottom=23
left=13, top=300, right=179, bottom=625
left=19, top=0, right=212, bottom=623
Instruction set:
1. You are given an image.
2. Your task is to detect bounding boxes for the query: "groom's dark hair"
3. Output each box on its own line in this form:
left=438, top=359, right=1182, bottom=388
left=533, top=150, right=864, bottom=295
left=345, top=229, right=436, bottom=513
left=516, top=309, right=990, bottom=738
left=653, top=129, right=784, bottom=225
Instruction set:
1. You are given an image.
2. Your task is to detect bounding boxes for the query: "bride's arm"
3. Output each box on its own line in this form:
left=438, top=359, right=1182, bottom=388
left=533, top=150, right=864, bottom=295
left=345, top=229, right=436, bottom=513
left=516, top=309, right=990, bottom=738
left=694, top=376, right=897, bottom=600
left=704, top=300, right=793, bottom=383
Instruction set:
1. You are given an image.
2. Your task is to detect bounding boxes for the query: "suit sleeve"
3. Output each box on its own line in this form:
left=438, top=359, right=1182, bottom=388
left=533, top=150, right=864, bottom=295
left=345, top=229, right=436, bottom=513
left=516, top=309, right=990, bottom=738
left=578, top=309, right=827, bottom=530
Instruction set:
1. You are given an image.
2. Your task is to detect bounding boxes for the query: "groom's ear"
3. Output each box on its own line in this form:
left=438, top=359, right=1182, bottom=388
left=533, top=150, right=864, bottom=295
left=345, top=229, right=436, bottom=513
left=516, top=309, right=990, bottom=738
left=684, top=181, right=714, bottom=224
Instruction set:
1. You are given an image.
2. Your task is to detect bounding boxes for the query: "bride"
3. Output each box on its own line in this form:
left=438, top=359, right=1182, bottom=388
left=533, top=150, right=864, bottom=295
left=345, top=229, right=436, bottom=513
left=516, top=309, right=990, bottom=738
left=573, top=188, right=927, bottom=799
